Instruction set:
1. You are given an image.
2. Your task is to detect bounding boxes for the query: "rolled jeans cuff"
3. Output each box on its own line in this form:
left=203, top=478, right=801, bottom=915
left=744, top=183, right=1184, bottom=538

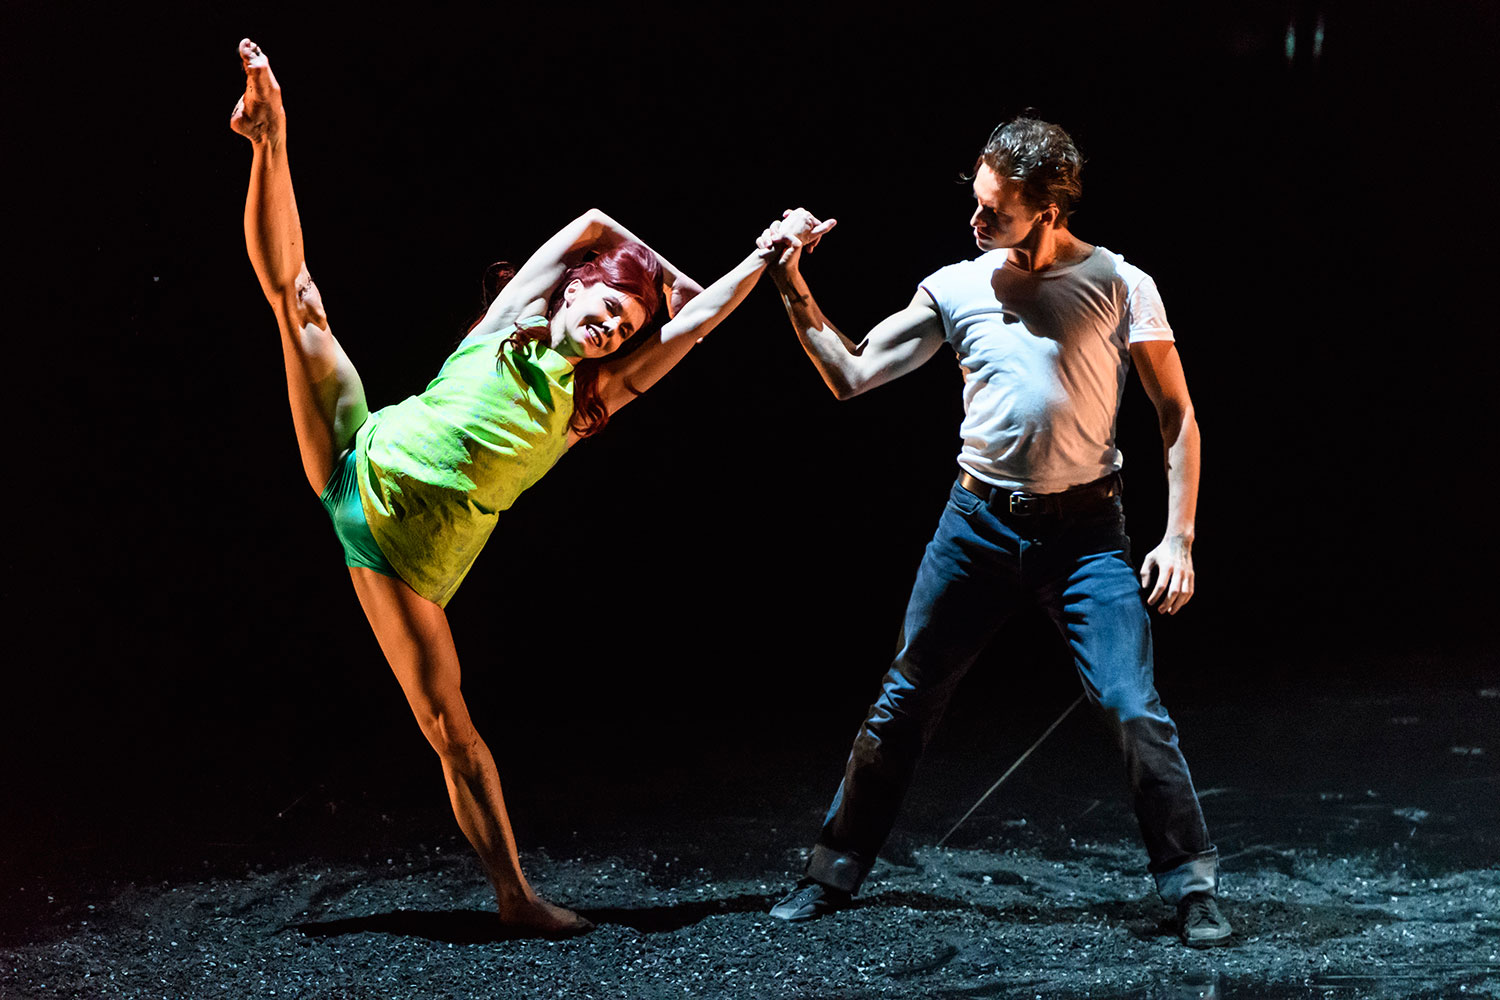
left=1152, top=848, right=1219, bottom=905
left=807, top=845, right=864, bottom=894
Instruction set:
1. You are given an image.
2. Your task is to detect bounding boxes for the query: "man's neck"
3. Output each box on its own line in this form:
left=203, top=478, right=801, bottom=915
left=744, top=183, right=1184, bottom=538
left=1007, top=228, right=1088, bottom=272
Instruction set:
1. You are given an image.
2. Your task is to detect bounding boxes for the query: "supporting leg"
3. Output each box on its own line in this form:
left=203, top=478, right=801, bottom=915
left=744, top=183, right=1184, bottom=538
left=807, top=485, right=1023, bottom=893
left=1038, top=528, right=1217, bottom=904
left=349, top=567, right=591, bottom=937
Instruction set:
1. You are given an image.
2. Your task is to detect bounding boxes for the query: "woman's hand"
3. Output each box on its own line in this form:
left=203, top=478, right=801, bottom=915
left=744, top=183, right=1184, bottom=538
left=755, top=224, right=790, bottom=260
left=663, top=273, right=704, bottom=320
left=756, top=208, right=837, bottom=267
left=779, top=208, right=837, bottom=252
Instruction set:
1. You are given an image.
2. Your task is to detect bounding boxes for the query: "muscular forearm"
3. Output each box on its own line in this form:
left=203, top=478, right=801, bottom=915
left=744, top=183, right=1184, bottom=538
left=1160, top=404, right=1200, bottom=543
left=770, top=265, right=867, bottom=400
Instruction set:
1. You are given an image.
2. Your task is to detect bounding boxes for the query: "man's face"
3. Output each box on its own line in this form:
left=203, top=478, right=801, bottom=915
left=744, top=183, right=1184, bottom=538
left=969, top=163, right=1048, bottom=252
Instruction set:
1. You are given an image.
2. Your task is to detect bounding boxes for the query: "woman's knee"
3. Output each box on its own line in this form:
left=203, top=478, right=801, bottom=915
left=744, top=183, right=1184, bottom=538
left=413, top=704, right=483, bottom=762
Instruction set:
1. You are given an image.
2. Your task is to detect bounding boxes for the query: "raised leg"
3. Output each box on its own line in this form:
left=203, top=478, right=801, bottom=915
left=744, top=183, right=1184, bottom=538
left=348, top=567, right=592, bottom=937
left=232, top=38, right=367, bottom=493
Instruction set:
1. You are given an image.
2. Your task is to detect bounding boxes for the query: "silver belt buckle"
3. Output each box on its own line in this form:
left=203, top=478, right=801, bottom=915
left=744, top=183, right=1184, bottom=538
left=1008, top=491, right=1038, bottom=515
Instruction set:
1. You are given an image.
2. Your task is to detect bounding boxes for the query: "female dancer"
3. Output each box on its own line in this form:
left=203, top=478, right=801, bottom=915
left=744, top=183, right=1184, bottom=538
left=230, top=38, right=819, bottom=937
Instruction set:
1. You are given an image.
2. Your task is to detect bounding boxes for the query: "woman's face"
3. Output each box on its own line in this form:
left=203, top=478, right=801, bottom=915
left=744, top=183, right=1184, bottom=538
left=559, top=280, right=649, bottom=359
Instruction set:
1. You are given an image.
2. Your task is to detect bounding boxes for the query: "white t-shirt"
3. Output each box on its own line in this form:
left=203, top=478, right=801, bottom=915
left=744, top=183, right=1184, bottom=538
left=919, top=245, right=1174, bottom=494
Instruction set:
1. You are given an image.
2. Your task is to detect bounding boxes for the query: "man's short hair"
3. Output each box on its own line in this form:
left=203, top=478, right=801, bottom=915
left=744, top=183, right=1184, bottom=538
left=975, top=117, right=1084, bottom=226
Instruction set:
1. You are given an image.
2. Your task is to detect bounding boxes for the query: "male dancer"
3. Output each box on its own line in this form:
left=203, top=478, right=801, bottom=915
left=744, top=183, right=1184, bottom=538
left=765, top=118, right=1231, bottom=947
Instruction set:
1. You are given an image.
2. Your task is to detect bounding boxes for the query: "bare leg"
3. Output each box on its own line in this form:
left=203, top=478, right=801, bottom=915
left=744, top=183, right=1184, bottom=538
left=232, top=38, right=367, bottom=492
left=233, top=41, right=582, bottom=935
left=349, top=567, right=593, bottom=938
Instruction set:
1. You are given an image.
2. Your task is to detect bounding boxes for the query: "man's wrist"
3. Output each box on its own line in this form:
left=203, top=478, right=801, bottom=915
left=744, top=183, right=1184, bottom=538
left=1165, top=528, right=1195, bottom=549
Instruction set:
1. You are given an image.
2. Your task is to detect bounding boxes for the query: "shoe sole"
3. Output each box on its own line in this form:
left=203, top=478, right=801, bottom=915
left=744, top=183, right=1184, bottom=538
left=769, top=904, right=824, bottom=922
left=1181, top=930, right=1233, bottom=948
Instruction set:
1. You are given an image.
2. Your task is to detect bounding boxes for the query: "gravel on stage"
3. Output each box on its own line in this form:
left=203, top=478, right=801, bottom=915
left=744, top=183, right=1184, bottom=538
left=4, top=681, right=1496, bottom=999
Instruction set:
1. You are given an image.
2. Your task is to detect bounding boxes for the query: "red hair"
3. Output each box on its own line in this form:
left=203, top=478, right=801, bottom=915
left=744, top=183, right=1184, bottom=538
left=479, top=242, right=665, bottom=440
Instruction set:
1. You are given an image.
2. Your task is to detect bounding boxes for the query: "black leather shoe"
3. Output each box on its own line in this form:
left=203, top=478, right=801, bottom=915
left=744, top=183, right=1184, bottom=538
left=769, top=878, right=849, bottom=921
left=1177, top=891, right=1232, bottom=947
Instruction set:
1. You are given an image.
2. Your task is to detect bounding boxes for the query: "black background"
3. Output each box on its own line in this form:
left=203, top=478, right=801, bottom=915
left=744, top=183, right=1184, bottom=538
left=3, top=0, right=1496, bottom=862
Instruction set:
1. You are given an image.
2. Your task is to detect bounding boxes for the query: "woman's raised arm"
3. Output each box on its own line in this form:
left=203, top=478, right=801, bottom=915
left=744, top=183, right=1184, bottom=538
left=583, top=211, right=834, bottom=424
left=472, top=209, right=703, bottom=336
left=582, top=249, right=776, bottom=429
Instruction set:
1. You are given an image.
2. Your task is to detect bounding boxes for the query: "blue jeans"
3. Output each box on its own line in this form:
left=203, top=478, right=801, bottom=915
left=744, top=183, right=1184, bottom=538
left=806, top=476, right=1218, bottom=904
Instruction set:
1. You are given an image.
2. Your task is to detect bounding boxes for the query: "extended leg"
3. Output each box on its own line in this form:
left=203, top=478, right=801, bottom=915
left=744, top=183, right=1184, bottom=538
left=1039, top=539, right=1217, bottom=903
left=806, top=487, right=1022, bottom=894
left=232, top=38, right=367, bottom=492
left=349, top=567, right=591, bottom=937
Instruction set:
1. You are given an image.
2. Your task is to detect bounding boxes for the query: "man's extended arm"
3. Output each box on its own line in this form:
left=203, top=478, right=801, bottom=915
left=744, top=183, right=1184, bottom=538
left=1130, top=340, right=1201, bottom=615
left=768, top=216, right=946, bottom=399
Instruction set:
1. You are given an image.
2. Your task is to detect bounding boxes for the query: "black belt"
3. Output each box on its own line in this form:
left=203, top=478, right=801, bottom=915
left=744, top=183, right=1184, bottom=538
left=958, top=470, right=1120, bottom=516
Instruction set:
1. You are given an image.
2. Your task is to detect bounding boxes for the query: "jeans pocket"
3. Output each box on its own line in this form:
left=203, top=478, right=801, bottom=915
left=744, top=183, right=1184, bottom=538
left=947, top=479, right=985, bottom=516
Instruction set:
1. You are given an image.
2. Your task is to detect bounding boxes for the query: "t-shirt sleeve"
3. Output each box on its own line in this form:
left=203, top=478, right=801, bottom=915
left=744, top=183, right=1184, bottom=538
left=917, top=262, right=961, bottom=343
left=1127, top=273, right=1174, bottom=344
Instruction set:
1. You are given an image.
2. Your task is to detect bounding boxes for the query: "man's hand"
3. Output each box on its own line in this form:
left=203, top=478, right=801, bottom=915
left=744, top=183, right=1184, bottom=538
left=1140, top=534, right=1194, bottom=614
left=778, top=208, right=837, bottom=251
left=757, top=208, right=837, bottom=267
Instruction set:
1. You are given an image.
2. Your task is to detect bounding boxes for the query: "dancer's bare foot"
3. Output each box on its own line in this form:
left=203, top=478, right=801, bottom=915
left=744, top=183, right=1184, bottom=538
left=230, top=38, right=284, bottom=144
left=497, top=894, right=594, bottom=939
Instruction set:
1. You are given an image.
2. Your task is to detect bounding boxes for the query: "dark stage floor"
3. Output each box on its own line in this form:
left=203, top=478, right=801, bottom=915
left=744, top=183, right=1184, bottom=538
left=3, top=673, right=1497, bottom=999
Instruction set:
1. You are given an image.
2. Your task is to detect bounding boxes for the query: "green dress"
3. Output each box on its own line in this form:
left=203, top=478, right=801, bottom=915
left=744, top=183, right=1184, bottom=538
left=355, top=323, right=575, bottom=607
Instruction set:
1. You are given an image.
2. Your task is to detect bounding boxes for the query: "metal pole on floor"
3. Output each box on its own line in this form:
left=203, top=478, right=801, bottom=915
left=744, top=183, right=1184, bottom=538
left=935, top=694, right=1085, bottom=848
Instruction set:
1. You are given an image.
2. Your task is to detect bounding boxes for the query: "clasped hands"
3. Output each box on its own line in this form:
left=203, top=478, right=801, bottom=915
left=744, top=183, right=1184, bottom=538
left=757, top=208, right=837, bottom=267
